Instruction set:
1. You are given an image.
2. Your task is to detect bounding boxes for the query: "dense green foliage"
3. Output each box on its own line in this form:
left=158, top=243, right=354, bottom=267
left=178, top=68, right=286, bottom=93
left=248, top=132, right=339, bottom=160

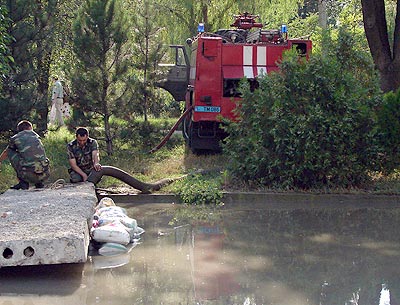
left=172, top=173, right=224, bottom=205
left=0, top=5, right=12, bottom=84
left=0, top=0, right=60, bottom=134
left=223, top=29, right=383, bottom=189
left=376, top=89, right=400, bottom=173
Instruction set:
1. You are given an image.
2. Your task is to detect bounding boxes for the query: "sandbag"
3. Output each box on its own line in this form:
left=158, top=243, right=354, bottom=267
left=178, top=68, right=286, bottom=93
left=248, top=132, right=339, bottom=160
left=91, top=198, right=145, bottom=251
left=97, top=214, right=136, bottom=228
left=118, top=217, right=138, bottom=229
left=95, top=197, right=116, bottom=210
left=98, top=242, right=128, bottom=256
left=96, top=206, right=127, bottom=217
left=92, top=223, right=130, bottom=245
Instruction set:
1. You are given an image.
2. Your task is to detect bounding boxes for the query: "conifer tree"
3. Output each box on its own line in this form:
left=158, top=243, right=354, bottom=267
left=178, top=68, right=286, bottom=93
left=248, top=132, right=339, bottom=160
left=0, top=5, right=12, bottom=87
left=71, top=0, right=130, bottom=155
left=0, top=0, right=58, bottom=134
left=130, top=0, right=166, bottom=122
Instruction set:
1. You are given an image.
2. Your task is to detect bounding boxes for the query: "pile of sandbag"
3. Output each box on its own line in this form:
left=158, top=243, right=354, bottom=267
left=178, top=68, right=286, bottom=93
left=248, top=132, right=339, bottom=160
left=90, top=197, right=144, bottom=256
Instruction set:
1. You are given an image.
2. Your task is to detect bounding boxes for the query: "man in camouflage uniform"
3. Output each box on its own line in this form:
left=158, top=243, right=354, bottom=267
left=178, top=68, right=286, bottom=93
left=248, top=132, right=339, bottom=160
left=67, top=127, right=102, bottom=183
left=0, top=120, right=50, bottom=190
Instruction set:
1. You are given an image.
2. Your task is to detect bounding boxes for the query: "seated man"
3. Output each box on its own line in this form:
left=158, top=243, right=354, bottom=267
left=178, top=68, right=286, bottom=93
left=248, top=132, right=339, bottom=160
left=67, top=127, right=102, bottom=182
left=0, top=120, right=50, bottom=189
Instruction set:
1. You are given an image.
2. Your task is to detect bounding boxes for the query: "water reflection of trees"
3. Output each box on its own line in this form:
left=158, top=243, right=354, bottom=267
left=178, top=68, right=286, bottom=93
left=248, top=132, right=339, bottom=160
left=223, top=207, right=400, bottom=305
left=87, top=204, right=400, bottom=305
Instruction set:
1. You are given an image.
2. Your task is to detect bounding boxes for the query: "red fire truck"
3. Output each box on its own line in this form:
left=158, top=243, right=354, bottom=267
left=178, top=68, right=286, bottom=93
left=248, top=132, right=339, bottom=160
left=157, top=13, right=312, bottom=152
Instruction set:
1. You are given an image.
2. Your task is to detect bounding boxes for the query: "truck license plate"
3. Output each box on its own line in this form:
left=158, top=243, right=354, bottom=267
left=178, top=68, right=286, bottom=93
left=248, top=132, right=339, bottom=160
left=194, top=106, right=221, bottom=113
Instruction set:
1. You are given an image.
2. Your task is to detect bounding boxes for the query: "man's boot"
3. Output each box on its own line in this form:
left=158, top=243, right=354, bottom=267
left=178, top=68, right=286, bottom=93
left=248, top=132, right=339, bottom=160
left=35, top=182, right=44, bottom=189
left=10, top=180, right=29, bottom=190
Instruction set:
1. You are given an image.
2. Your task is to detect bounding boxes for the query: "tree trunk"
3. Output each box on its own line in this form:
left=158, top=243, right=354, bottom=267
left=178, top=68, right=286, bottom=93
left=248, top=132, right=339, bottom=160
left=104, top=112, right=113, bottom=156
left=380, top=68, right=400, bottom=93
left=201, top=0, right=209, bottom=30
left=102, top=75, right=113, bottom=156
left=143, top=2, right=149, bottom=122
left=361, top=0, right=400, bottom=92
left=318, top=0, right=327, bottom=29
left=35, top=0, right=57, bottom=135
left=35, top=45, right=51, bottom=135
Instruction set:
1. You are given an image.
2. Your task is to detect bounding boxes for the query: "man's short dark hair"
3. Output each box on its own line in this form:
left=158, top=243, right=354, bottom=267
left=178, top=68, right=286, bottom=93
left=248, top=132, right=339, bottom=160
left=17, top=120, right=33, bottom=132
left=76, top=127, right=89, bottom=137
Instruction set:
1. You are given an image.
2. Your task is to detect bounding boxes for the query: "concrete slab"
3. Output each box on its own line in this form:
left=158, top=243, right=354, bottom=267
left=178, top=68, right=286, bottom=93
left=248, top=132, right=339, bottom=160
left=0, top=183, right=97, bottom=267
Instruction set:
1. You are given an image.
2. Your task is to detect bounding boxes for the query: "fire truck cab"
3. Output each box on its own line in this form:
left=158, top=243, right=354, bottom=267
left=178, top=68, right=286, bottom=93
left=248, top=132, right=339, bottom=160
left=157, top=13, right=312, bottom=152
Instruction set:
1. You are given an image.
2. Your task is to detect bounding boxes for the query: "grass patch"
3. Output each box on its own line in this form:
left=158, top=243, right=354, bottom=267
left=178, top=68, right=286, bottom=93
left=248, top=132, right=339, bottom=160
left=42, top=127, right=74, bottom=183
left=0, top=162, right=18, bottom=190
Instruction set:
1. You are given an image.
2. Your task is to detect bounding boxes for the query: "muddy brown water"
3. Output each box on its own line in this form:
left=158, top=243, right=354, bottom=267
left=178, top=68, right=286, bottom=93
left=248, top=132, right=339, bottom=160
left=1, top=194, right=400, bottom=305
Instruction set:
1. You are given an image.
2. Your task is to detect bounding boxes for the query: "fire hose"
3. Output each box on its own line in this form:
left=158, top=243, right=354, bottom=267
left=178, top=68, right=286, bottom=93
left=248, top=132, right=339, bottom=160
left=149, top=105, right=193, bottom=154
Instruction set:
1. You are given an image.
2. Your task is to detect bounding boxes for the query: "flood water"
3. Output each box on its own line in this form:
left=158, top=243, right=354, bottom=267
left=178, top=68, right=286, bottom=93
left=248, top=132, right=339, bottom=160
left=1, top=195, right=400, bottom=305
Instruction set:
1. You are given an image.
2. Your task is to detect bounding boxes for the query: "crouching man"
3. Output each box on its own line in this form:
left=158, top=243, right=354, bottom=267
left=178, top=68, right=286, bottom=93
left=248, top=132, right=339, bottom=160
left=0, top=120, right=50, bottom=190
left=67, top=127, right=102, bottom=183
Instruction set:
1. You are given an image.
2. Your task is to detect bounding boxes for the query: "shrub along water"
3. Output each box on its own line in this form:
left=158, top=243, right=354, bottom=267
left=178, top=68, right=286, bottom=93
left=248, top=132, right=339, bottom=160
left=171, top=173, right=224, bottom=205
left=376, top=89, right=400, bottom=174
left=223, top=29, right=383, bottom=189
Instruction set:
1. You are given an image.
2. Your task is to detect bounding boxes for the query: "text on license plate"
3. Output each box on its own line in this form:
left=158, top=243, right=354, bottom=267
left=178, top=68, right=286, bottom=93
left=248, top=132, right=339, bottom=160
left=194, top=106, right=221, bottom=113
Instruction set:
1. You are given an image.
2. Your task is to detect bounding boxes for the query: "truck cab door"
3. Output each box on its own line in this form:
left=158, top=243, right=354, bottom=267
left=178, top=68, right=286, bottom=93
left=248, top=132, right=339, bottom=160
left=156, top=45, right=189, bottom=101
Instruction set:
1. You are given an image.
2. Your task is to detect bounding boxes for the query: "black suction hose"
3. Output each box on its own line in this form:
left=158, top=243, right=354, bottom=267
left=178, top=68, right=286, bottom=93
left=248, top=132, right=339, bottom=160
left=87, top=165, right=182, bottom=193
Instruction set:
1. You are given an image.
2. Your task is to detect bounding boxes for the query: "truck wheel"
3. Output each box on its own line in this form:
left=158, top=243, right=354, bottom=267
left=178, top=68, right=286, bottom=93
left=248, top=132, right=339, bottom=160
left=188, top=126, right=199, bottom=153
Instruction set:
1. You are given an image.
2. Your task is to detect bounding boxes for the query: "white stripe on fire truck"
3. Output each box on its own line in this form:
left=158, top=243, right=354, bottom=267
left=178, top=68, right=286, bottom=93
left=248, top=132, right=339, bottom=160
left=243, top=66, right=254, bottom=78
left=257, top=66, right=267, bottom=76
left=243, top=46, right=253, bottom=65
left=257, top=46, right=267, bottom=66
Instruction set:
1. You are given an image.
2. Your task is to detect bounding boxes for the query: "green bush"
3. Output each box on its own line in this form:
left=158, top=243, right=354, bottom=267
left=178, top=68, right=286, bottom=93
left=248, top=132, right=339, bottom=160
left=376, top=89, right=400, bottom=173
left=172, top=174, right=224, bottom=205
left=223, top=30, right=382, bottom=189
